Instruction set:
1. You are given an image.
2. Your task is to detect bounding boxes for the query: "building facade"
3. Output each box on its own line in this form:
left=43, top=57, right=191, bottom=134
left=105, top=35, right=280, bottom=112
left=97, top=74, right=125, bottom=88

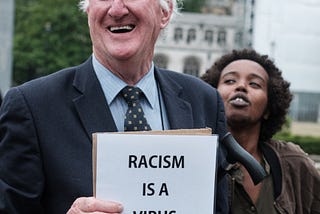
left=0, top=0, right=14, bottom=97
left=155, top=0, right=320, bottom=124
left=154, top=0, right=253, bottom=77
left=253, top=0, right=320, bottom=123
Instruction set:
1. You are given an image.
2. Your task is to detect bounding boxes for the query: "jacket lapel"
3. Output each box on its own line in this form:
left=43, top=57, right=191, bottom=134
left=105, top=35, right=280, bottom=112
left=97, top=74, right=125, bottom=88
left=155, top=68, right=194, bottom=129
left=71, top=62, right=194, bottom=137
left=72, top=57, right=117, bottom=140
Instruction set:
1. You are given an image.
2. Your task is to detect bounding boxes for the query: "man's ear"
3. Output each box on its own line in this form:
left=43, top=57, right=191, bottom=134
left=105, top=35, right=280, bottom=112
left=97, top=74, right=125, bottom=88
left=160, top=0, right=173, bottom=29
left=86, top=7, right=90, bottom=27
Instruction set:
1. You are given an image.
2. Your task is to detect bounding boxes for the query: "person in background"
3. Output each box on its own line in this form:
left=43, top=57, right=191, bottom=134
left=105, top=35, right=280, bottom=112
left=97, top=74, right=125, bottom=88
left=0, top=0, right=231, bottom=213
left=201, top=49, right=320, bottom=214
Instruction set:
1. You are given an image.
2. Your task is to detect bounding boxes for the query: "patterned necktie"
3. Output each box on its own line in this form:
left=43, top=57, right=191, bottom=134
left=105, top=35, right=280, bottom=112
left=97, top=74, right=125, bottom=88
left=121, top=86, right=151, bottom=131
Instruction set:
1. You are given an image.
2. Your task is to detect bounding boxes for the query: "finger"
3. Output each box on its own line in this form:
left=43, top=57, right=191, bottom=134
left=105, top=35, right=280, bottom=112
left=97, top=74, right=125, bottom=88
left=68, top=197, right=123, bottom=213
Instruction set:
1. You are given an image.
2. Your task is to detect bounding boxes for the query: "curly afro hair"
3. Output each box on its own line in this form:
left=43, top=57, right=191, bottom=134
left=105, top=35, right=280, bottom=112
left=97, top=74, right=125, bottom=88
left=201, top=49, right=292, bottom=142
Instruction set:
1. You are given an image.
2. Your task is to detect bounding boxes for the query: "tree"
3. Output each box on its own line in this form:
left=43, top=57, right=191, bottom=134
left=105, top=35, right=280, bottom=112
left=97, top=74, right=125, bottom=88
left=181, top=0, right=207, bottom=12
left=13, top=0, right=91, bottom=84
left=13, top=0, right=208, bottom=84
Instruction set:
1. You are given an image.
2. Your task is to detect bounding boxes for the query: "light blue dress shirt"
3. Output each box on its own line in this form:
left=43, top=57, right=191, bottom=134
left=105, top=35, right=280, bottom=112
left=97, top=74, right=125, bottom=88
left=92, top=55, right=169, bottom=132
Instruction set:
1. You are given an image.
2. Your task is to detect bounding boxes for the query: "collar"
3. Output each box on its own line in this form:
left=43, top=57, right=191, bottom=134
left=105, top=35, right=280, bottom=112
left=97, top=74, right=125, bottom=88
left=230, top=155, right=271, bottom=184
left=92, top=54, right=157, bottom=109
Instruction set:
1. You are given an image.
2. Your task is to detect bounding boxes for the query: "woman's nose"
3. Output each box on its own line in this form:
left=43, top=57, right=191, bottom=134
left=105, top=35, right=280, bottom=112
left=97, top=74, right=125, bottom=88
left=235, top=81, right=247, bottom=92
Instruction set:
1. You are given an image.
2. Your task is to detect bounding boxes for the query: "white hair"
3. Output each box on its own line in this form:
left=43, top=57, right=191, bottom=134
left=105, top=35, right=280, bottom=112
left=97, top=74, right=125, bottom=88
left=78, top=0, right=182, bottom=16
left=78, top=0, right=89, bottom=11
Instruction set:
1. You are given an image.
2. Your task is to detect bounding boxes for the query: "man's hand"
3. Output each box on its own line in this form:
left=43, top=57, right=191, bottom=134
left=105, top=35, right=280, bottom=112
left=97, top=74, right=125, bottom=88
left=67, top=197, right=123, bottom=214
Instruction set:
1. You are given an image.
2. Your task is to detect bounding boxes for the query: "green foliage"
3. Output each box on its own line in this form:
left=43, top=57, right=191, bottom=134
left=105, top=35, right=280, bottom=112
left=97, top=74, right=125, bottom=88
left=13, top=0, right=91, bottom=85
left=274, top=132, right=320, bottom=155
left=13, top=0, right=208, bottom=84
left=279, top=116, right=292, bottom=135
left=274, top=117, right=320, bottom=154
left=181, top=0, right=207, bottom=12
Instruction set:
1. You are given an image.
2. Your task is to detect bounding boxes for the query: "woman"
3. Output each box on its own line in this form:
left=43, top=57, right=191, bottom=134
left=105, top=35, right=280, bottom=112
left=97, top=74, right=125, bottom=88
left=202, top=49, right=320, bottom=214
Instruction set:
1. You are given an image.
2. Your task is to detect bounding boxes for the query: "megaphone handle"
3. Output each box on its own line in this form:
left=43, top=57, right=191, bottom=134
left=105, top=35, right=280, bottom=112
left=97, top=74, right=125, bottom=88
left=221, top=132, right=267, bottom=185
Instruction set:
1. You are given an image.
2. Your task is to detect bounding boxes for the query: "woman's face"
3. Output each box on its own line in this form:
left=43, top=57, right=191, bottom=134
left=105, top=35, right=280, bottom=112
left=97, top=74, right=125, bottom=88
left=217, top=59, right=269, bottom=128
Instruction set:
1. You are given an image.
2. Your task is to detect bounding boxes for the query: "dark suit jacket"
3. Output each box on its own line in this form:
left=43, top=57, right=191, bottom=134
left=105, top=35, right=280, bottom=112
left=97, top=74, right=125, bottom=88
left=0, top=57, right=229, bottom=213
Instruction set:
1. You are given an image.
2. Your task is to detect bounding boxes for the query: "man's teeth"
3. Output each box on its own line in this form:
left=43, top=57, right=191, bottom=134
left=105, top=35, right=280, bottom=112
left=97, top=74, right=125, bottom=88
left=110, top=25, right=133, bottom=32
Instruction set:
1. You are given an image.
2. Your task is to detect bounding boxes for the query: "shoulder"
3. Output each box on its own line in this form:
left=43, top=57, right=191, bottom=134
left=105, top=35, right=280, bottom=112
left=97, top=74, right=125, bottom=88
left=268, top=139, right=307, bottom=157
left=13, top=59, right=91, bottom=99
left=3, top=65, right=84, bottom=113
left=267, top=139, right=311, bottom=161
left=156, top=67, right=218, bottom=95
left=158, top=68, right=207, bottom=84
left=267, top=139, right=318, bottom=172
left=19, top=65, right=79, bottom=92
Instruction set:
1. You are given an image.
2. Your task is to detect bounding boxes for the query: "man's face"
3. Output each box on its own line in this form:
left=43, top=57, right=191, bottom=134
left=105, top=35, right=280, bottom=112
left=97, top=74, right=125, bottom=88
left=86, top=0, right=172, bottom=64
left=217, top=59, right=269, bottom=128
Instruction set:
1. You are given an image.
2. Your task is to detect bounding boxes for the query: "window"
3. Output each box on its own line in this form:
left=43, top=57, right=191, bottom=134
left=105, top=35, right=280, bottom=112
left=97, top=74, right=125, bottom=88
left=205, top=30, right=214, bottom=44
left=290, top=92, right=320, bottom=122
left=183, top=57, right=200, bottom=77
left=174, top=27, right=183, bottom=42
left=217, top=29, right=226, bottom=46
left=234, top=31, right=243, bottom=47
left=187, top=28, right=196, bottom=44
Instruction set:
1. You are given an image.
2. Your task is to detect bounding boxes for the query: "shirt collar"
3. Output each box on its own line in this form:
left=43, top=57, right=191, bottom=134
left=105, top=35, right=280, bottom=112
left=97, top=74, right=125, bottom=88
left=92, top=54, right=157, bottom=108
left=230, top=155, right=271, bottom=184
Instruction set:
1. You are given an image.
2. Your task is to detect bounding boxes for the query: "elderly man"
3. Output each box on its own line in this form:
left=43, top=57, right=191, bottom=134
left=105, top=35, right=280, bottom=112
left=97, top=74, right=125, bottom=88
left=0, top=0, right=230, bottom=213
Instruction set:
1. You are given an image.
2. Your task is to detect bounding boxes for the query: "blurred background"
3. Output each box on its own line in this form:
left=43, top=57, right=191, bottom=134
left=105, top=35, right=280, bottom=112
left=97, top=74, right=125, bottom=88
left=0, top=0, right=319, bottom=157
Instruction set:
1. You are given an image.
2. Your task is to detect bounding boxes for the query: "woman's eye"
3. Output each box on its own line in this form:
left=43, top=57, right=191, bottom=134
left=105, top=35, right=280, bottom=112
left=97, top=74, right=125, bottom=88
left=250, top=82, right=261, bottom=88
left=224, top=79, right=235, bottom=84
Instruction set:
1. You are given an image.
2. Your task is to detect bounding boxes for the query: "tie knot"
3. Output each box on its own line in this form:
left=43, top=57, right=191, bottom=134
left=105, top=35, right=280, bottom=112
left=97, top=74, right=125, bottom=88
left=121, top=86, right=142, bottom=104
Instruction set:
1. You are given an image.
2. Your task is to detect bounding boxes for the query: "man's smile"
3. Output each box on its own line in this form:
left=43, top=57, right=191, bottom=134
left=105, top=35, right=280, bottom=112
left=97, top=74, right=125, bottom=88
left=108, top=25, right=135, bottom=33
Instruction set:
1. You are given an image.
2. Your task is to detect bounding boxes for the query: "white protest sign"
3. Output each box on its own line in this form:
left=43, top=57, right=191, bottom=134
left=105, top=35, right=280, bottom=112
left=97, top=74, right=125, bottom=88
left=93, top=133, right=218, bottom=214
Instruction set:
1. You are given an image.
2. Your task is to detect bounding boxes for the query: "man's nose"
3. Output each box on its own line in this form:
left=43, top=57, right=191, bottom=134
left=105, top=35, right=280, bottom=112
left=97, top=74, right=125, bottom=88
left=108, top=0, right=129, bottom=19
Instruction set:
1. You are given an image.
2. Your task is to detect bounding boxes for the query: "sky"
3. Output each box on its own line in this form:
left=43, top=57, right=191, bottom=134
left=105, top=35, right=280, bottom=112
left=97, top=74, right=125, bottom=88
left=252, top=0, right=320, bottom=93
